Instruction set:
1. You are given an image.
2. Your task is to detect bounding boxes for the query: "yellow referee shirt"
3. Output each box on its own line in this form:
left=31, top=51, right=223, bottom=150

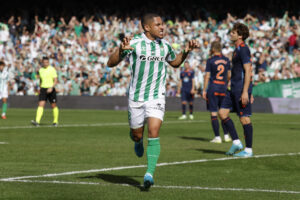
left=39, top=65, right=57, bottom=88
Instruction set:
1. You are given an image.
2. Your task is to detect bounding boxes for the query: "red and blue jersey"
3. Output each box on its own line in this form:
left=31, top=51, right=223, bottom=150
left=231, top=43, right=252, bottom=93
left=180, top=69, right=194, bottom=91
left=205, top=54, right=230, bottom=93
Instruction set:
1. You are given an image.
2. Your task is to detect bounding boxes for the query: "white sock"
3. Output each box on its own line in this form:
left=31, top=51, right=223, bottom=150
left=244, top=148, right=253, bottom=153
left=233, top=139, right=241, bottom=145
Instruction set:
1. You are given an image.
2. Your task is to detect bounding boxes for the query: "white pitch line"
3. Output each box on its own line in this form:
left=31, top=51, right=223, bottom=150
left=0, top=120, right=206, bottom=130
left=3, top=179, right=300, bottom=194
left=1, top=152, right=299, bottom=181
left=0, top=142, right=8, bottom=144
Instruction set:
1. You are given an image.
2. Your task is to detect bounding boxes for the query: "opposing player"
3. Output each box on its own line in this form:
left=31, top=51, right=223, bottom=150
left=178, top=61, right=195, bottom=120
left=202, top=41, right=231, bottom=143
left=219, top=23, right=254, bottom=157
left=107, top=13, right=199, bottom=189
left=0, top=61, right=9, bottom=119
left=31, top=57, right=59, bottom=126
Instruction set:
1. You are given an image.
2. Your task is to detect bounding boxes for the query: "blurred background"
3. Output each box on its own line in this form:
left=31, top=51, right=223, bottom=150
left=0, top=0, right=299, bottom=104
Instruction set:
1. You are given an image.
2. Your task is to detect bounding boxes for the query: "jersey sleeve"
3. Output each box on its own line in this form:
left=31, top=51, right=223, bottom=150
left=205, top=59, right=211, bottom=72
left=120, top=39, right=140, bottom=59
left=191, top=71, right=195, bottom=79
left=166, top=43, right=176, bottom=62
left=239, top=46, right=251, bottom=65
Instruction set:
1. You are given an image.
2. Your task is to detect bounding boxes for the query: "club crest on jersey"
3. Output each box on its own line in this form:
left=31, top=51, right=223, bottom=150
left=139, top=55, right=164, bottom=62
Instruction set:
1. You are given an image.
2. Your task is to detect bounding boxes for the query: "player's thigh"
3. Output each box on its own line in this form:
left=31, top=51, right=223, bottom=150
left=181, top=90, right=188, bottom=102
left=207, top=92, right=218, bottom=113
left=39, top=88, right=48, bottom=102
left=144, top=98, right=165, bottom=122
left=48, top=88, right=58, bottom=104
left=128, top=99, right=146, bottom=129
left=233, top=93, right=252, bottom=117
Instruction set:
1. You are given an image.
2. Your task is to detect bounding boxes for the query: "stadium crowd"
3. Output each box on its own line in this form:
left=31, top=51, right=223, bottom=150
left=0, top=10, right=299, bottom=97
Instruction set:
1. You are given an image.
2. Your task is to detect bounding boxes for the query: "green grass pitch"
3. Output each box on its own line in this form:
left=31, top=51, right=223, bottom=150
left=0, top=108, right=299, bottom=200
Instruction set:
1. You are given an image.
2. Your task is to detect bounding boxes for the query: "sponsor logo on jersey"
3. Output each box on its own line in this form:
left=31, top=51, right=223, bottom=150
left=139, top=55, right=165, bottom=62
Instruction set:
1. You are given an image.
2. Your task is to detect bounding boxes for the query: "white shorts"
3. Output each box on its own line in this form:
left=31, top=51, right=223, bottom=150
left=0, top=88, right=8, bottom=99
left=128, top=98, right=165, bottom=129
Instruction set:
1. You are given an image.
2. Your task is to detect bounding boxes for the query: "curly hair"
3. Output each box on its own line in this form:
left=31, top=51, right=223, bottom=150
left=232, top=23, right=249, bottom=41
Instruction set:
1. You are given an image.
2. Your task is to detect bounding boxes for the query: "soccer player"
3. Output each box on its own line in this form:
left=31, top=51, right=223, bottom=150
left=31, top=57, right=59, bottom=126
left=202, top=41, right=231, bottom=143
left=0, top=61, right=9, bottom=119
left=219, top=23, right=254, bottom=157
left=178, top=61, right=195, bottom=120
left=107, top=13, right=199, bottom=189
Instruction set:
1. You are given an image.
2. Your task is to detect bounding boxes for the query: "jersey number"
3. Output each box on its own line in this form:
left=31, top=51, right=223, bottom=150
left=216, top=65, right=224, bottom=80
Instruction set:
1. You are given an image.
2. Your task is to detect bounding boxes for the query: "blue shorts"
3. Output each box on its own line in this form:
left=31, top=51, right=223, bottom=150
left=181, top=90, right=194, bottom=102
left=206, top=90, right=226, bottom=112
left=221, top=90, right=252, bottom=117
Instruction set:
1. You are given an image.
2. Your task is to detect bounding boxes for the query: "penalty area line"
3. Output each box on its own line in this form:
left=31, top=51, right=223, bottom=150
left=3, top=179, right=300, bottom=194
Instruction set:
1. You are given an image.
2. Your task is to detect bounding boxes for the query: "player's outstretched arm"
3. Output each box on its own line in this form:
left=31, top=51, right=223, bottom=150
left=168, top=40, right=199, bottom=68
left=107, top=37, right=133, bottom=68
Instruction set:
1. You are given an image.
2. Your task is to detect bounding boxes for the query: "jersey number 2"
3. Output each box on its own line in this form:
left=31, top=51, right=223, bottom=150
left=216, top=65, right=224, bottom=80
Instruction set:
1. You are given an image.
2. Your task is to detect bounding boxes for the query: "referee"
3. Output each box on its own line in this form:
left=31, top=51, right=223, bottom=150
left=32, top=57, right=59, bottom=126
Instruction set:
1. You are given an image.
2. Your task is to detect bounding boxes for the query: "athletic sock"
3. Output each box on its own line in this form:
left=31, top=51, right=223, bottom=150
left=36, top=106, right=44, bottom=123
left=243, top=123, right=253, bottom=148
left=211, top=116, right=220, bottom=137
left=53, top=107, right=59, bottom=124
left=222, top=117, right=239, bottom=140
left=221, top=121, right=228, bottom=135
left=2, top=103, right=7, bottom=116
left=182, top=104, right=186, bottom=115
left=189, top=104, right=193, bottom=115
left=146, top=138, right=160, bottom=176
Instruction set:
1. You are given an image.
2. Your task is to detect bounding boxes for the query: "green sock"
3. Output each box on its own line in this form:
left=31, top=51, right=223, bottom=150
left=36, top=106, right=44, bottom=123
left=2, top=103, right=7, bottom=115
left=146, top=138, right=160, bottom=176
left=53, top=107, right=59, bottom=124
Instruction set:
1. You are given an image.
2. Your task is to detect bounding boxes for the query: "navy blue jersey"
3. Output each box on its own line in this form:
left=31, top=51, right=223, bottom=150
left=205, top=54, right=230, bottom=92
left=231, top=43, right=252, bottom=92
left=180, top=70, right=194, bottom=91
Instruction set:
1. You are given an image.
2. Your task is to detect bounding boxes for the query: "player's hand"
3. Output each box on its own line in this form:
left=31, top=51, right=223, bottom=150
left=47, top=88, right=53, bottom=93
left=250, top=94, right=254, bottom=104
left=120, top=36, right=134, bottom=52
left=185, top=40, right=200, bottom=53
left=202, top=91, right=207, bottom=101
left=190, top=89, right=195, bottom=95
left=241, top=92, right=249, bottom=106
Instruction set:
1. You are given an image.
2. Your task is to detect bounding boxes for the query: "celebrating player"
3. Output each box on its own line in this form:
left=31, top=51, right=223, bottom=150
left=202, top=41, right=231, bottom=143
left=107, top=13, right=199, bottom=189
left=178, top=61, right=195, bottom=120
left=219, top=23, right=254, bottom=157
left=31, top=57, right=59, bottom=126
left=0, top=61, right=9, bottom=119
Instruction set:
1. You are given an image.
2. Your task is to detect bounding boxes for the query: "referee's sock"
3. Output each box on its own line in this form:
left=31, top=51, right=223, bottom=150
left=53, top=107, right=59, bottom=124
left=36, top=106, right=44, bottom=123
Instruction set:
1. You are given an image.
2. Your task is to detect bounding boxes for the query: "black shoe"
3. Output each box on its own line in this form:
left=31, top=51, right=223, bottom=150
left=31, top=120, right=40, bottom=127
left=52, top=123, right=58, bottom=127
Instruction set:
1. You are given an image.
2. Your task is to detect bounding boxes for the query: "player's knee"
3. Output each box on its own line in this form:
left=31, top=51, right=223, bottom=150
left=218, top=110, right=228, bottom=120
left=240, top=117, right=251, bottom=125
left=130, top=128, right=143, bottom=142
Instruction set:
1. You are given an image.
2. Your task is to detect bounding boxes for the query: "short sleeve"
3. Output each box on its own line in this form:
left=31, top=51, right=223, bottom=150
left=52, top=68, right=58, bottom=78
left=166, top=43, right=176, bottom=62
left=205, top=59, right=211, bottom=72
left=239, top=47, right=251, bottom=65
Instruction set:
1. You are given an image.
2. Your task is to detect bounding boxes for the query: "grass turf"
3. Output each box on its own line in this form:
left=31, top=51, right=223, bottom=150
left=0, top=108, right=299, bottom=200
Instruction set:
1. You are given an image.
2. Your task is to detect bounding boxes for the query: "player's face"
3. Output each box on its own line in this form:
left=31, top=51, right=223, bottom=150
left=148, top=17, right=164, bottom=39
left=230, top=30, right=239, bottom=42
left=42, top=59, right=49, bottom=67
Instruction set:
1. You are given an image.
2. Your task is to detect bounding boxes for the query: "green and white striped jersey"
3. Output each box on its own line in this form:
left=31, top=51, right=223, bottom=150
left=0, top=67, right=9, bottom=92
left=123, top=33, right=176, bottom=102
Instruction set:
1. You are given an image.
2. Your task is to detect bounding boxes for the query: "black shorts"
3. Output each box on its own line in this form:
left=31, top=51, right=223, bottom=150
left=39, top=88, right=57, bottom=103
